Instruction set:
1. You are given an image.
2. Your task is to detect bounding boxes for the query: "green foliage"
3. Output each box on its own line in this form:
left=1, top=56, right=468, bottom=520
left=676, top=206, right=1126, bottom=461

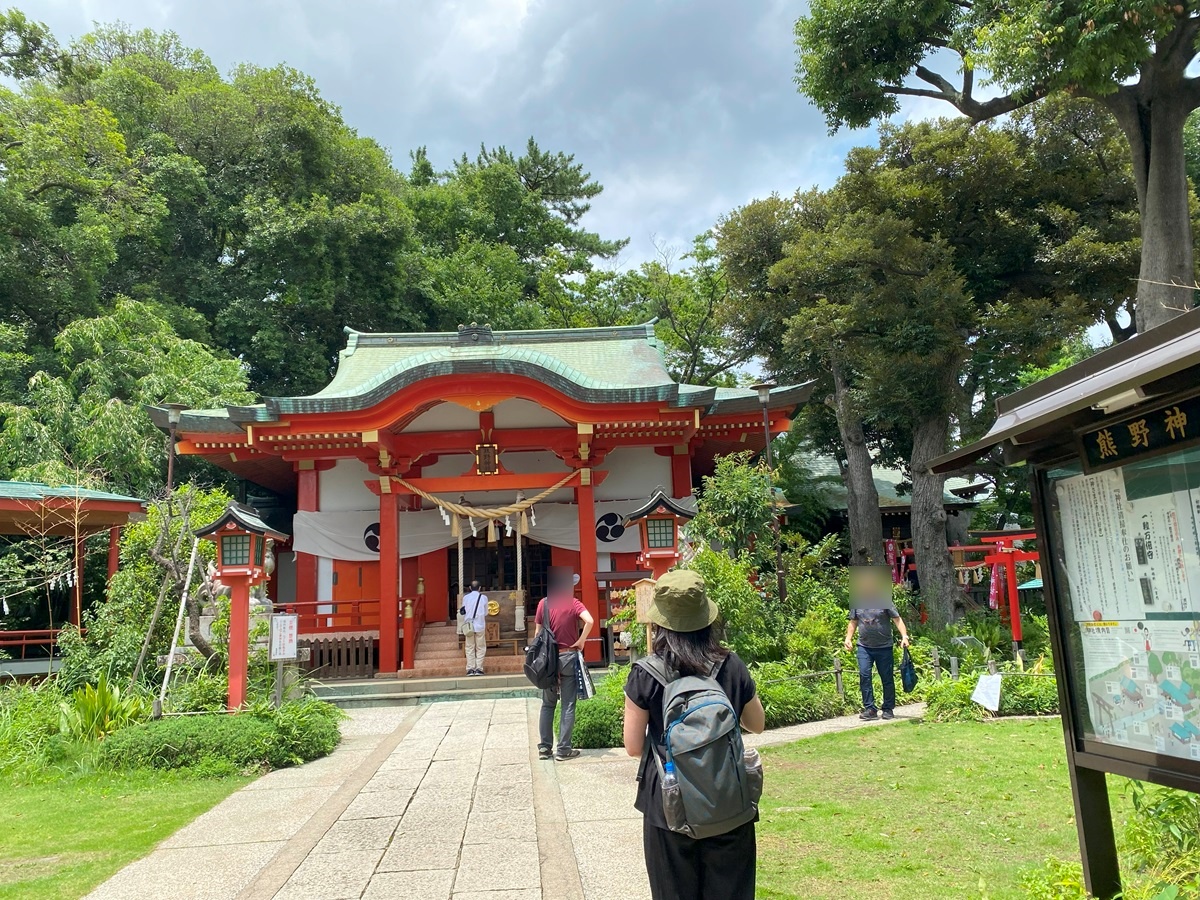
left=99, top=696, right=342, bottom=773
left=924, top=667, right=1059, bottom=723
left=690, top=452, right=776, bottom=558
left=0, top=679, right=74, bottom=781
left=166, top=668, right=229, bottom=713
left=1020, top=782, right=1200, bottom=899
left=688, top=546, right=783, bottom=662
left=58, top=672, right=149, bottom=741
left=752, top=662, right=855, bottom=729
left=572, top=666, right=630, bottom=750
left=57, top=485, right=230, bottom=689
left=784, top=600, right=849, bottom=671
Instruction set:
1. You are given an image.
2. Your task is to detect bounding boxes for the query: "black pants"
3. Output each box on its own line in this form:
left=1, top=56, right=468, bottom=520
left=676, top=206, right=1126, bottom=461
left=643, top=817, right=756, bottom=900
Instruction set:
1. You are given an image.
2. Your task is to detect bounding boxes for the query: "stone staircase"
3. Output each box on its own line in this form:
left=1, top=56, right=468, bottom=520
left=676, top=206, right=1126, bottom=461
left=402, top=620, right=529, bottom=679
left=309, top=672, right=538, bottom=708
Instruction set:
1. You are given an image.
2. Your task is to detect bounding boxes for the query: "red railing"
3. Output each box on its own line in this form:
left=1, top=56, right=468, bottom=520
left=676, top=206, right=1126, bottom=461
left=276, top=600, right=382, bottom=635
left=0, top=629, right=62, bottom=659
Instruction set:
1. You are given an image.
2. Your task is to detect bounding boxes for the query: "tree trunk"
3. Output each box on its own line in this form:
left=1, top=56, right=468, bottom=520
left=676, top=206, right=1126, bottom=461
left=829, top=360, right=884, bottom=564
left=186, top=589, right=218, bottom=661
left=909, top=413, right=959, bottom=628
left=1102, top=76, right=1197, bottom=332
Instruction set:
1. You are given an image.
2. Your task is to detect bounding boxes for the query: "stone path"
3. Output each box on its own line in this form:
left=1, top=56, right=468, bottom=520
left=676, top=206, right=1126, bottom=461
left=85, top=699, right=924, bottom=900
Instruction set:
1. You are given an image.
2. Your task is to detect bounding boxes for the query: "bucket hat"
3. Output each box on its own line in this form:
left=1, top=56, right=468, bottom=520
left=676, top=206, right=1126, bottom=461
left=648, top=570, right=719, bottom=633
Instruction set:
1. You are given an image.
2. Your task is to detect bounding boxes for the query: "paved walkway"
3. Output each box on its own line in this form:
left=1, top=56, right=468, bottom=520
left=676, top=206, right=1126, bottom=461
left=86, top=699, right=925, bottom=900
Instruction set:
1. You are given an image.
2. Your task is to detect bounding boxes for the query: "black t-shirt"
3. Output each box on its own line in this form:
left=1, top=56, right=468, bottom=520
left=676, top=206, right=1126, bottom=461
left=624, top=651, right=757, bottom=831
left=851, top=606, right=899, bottom=648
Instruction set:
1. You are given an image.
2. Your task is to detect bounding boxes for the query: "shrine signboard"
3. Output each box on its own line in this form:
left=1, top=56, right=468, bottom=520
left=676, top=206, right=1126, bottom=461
left=929, top=308, right=1200, bottom=900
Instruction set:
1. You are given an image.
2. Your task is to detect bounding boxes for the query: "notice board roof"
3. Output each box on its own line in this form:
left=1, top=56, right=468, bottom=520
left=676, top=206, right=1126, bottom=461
left=932, top=308, right=1200, bottom=473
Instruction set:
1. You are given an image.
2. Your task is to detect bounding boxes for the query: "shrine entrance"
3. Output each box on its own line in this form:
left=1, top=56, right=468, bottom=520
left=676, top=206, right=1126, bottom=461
left=447, top=533, right=551, bottom=621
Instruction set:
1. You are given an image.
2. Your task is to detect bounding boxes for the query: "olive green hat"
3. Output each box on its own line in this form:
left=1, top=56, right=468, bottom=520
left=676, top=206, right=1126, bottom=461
left=648, top=570, right=720, bottom=633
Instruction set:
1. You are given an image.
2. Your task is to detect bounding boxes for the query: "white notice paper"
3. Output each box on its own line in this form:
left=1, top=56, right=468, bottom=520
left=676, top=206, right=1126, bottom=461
left=972, top=673, right=1003, bottom=712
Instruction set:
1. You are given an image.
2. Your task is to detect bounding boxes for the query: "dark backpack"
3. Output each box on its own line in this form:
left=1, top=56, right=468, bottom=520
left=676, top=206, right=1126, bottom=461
left=523, top=607, right=559, bottom=690
left=636, top=654, right=762, bottom=839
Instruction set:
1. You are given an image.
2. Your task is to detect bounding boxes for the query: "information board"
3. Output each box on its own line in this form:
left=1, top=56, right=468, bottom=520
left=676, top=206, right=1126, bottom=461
left=269, top=614, right=299, bottom=662
left=1049, top=457, right=1200, bottom=764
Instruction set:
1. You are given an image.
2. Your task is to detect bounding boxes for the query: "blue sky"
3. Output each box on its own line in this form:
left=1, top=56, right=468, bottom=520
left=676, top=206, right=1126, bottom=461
left=30, top=0, right=907, bottom=267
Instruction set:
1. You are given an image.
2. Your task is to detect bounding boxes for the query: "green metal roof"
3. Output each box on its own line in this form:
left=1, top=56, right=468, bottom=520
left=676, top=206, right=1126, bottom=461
left=792, top=451, right=982, bottom=512
left=0, top=480, right=144, bottom=505
left=155, top=323, right=812, bottom=428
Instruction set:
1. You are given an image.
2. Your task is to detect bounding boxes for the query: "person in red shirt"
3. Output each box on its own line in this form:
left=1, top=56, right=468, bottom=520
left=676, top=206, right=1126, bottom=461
left=533, top=566, right=594, bottom=761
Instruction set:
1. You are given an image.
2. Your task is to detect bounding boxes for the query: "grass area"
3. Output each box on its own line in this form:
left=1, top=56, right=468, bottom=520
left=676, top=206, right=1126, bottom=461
left=0, top=769, right=249, bottom=900
left=756, top=718, right=1113, bottom=900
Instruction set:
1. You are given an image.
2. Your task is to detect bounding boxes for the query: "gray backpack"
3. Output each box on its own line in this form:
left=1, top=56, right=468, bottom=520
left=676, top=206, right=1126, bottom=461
left=636, top=654, right=763, bottom=839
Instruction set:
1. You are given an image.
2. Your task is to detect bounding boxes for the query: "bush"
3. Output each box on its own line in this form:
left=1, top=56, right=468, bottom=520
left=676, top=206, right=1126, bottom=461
left=59, top=672, right=150, bottom=741
left=924, top=667, right=1059, bottom=723
left=99, top=697, right=343, bottom=773
left=167, top=669, right=230, bottom=713
left=572, top=666, right=629, bottom=750
left=752, top=661, right=856, bottom=729
left=0, top=679, right=75, bottom=780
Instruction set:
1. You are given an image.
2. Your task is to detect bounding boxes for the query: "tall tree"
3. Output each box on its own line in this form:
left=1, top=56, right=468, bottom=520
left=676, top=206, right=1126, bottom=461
left=721, top=114, right=1138, bottom=624
left=795, top=1, right=1200, bottom=332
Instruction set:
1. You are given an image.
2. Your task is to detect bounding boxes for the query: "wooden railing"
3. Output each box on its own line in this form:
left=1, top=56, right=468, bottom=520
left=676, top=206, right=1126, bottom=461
left=0, top=629, right=62, bottom=659
left=276, top=600, right=382, bottom=635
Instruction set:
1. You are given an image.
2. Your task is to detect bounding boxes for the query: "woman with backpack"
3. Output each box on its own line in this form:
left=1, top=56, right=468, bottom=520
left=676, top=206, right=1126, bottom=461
left=623, top=569, right=766, bottom=900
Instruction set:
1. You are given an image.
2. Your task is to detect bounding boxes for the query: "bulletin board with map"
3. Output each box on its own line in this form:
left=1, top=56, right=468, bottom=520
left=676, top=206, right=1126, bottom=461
left=1045, top=428, right=1200, bottom=773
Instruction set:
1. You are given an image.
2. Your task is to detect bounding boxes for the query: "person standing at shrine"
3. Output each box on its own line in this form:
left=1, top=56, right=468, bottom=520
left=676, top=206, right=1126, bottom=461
left=844, top=565, right=910, bottom=720
left=534, top=567, right=593, bottom=760
left=460, top=580, right=488, bottom=676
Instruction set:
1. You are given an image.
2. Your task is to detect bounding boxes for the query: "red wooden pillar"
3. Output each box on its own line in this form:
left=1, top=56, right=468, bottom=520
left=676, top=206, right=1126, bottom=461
left=671, top=446, right=692, bottom=497
left=107, top=526, right=120, bottom=582
left=295, top=466, right=319, bottom=602
left=576, top=474, right=600, bottom=663
left=1004, top=546, right=1024, bottom=645
left=379, top=491, right=400, bottom=674
left=226, top=576, right=251, bottom=709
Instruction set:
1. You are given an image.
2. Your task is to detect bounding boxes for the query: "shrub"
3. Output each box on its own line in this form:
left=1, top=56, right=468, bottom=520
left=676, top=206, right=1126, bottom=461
left=0, top=679, right=74, bottom=780
left=752, top=661, right=855, bottom=729
left=59, top=672, right=150, bottom=741
left=167, top=669, right=229, bottom=713
left=99, top=696, right=342, bottom=773
left=689, top=547, right=785, bottom=662
left=572, top=666, right=629, bottom=750
left=924, top=667, right=1059, bottom=722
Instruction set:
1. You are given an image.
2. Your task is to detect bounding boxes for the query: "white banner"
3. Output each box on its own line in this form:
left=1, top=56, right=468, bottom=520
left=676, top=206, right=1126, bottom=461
left=292, top=500, right=653, bottom=561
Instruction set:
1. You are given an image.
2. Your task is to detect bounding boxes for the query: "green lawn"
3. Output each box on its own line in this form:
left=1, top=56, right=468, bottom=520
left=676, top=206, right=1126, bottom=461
left=0, top=769, right=249, bottom=900
left=756, top=718, right=1113, bottom=900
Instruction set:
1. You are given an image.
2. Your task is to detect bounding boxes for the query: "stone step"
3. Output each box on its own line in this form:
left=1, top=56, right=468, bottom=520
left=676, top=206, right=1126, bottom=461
left=311, top=673, right=532, bottom=698
left=320, top=685, right=540, bottom=709
left=403, top=657, right=527, bottom=679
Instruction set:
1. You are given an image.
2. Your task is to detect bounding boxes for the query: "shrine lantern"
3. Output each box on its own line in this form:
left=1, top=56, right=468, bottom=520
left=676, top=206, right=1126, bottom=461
left=623, top=490, right=697, bottom=580
left=194, top=502, right=288, bottom=710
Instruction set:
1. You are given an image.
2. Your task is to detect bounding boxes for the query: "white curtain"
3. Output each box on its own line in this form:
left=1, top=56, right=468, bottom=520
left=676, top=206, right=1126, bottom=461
left=292, top=499, right=650, bottom=561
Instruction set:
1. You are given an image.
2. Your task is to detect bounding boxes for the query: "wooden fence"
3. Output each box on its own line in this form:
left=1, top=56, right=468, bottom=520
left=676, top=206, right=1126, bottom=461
left=299, top=635, right=374, bottom=679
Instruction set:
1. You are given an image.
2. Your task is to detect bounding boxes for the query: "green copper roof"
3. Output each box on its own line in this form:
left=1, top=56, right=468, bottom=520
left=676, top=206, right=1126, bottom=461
left=0, top=480, right=144, bottom=505
left=155, top=323, right=812, bottom=428
left=793, top=451, right=982, bottom=511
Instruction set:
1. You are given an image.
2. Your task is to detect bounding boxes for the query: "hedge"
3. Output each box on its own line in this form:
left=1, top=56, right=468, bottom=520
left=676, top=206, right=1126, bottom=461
left=100, top=697, right=343, bottom=774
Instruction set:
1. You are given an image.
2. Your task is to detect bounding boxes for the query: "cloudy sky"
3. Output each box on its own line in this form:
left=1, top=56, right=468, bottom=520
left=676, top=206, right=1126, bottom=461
left=32, top=0, right=919, bottom=266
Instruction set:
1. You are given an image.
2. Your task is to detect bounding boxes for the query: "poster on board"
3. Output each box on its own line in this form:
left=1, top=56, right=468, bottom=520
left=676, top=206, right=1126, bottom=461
left=1054, top=467, right=1200, bottom=763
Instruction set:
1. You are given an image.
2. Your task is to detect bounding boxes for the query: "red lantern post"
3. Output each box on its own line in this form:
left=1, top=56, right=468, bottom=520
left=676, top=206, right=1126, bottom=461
left=194, top=503, right=288, bottom=710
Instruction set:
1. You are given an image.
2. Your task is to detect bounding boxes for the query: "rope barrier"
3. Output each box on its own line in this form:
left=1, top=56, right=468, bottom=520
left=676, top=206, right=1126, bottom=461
left=392, top=470, right=579, bottom=521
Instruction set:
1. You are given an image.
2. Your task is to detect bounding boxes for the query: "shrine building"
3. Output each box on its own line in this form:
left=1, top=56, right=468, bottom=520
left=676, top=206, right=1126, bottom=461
left=153, top=323, right=808, bottom=677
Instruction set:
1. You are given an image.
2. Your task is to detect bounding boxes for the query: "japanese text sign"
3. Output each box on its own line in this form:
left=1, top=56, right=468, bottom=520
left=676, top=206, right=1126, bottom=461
left=1080, top=394, right=1200, bottom=473
left=269, top=614, right=299, bottom=661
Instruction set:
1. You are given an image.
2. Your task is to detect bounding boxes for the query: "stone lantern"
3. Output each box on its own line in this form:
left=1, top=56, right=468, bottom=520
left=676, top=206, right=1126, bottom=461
left=194, top=502, right=288, bottom=710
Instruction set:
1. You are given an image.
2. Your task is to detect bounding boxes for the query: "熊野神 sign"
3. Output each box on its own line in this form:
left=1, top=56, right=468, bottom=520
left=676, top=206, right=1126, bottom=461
left=1078, top=392, right=1200, bottom=474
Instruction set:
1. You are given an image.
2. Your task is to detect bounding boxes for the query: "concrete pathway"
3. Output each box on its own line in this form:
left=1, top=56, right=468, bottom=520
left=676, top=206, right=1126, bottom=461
left=86, top=700, right=925, bottom=900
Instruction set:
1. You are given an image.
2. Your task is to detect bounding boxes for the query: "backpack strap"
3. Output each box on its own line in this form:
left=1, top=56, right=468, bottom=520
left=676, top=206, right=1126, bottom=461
left=634, top=655, right=670, bottom=784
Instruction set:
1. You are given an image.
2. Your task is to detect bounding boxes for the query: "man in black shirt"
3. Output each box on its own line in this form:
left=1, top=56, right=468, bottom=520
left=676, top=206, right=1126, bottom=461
left=844, top=566, right=910, bottom=720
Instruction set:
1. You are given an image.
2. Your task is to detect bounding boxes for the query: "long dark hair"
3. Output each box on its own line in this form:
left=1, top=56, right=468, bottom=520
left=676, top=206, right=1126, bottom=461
left=651, top=624, right=729, bottom=678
